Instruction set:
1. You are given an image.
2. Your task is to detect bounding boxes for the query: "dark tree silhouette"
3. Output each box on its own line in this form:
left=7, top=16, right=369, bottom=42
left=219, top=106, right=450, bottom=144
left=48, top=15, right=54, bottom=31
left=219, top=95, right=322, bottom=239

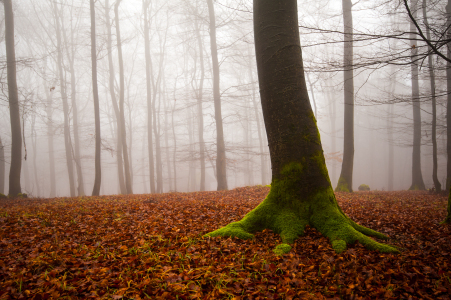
left=3, top=0, right=22, bottom=196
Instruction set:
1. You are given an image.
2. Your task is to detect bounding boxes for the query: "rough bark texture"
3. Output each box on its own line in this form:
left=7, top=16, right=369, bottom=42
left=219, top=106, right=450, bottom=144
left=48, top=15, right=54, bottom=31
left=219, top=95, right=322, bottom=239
left=206, top=0, right=228, bottom=191
left=447, top=0, right=451, bottom=193
left=54, top=1, right=76, bottom=197
left=91, top=0, right=102, bottom=196
left=336, top=0, right=354, bottom=193
left=0, top=136, right=4, bottom=195
left=115, top=0, right=133, bottom=195
left=206, top=0, right=397, bottom=255
left=423, top=0, right=441, bottom=192
left=143, top=0, right=156, bottom=194
left=106, top=0, right=126, bottom=194
left=4, top=0, right=22, bottom=196
left=409, top=0, right=426, bottom=191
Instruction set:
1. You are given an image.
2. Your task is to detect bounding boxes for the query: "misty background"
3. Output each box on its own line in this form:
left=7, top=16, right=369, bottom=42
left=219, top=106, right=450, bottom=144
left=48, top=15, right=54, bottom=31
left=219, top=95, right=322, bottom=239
left=0, top=0, right=447, bottom=197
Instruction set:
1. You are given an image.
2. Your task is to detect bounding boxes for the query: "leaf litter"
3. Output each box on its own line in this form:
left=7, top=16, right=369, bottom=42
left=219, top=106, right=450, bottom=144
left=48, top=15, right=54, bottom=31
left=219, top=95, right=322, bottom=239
left=0, top=187, right=450, bottom=299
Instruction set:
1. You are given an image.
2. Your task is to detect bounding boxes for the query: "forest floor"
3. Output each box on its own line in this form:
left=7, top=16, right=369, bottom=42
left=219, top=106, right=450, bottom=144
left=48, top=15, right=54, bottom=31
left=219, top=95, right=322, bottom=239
left=0, top=187, right=450, bottom=300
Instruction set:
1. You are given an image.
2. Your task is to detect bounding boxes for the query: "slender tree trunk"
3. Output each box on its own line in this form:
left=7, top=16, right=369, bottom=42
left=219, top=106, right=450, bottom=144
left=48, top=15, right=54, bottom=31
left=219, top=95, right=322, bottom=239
left=206, top=0, right=228, bottom=190
left=207, top=0, right=397, bottom=255
left=43, top=59, right=56, bottom=198
left=4, top=0, right=22, bottom=196
left=324, top=80, right=337, bottom=186
left=336, top=0, right=354, bottom=193
left=248, top=46, right=267, bottom=186
left=115, top=0, right=133, bottom=194
left=163, top=87, right=172, bottom=192
left=194, top=14, right=206, bottom=191
left=62, top=11, right=85, bottom=196
left=91, top=0, right=102, bottom=196
left=31, top=114, right=40, bottom=197
left=0, top=136, right=5, bottom=195
left=53, top=1, right=75, bottom=197
left=153, top=78, right=163, bottom=193
left=422, top=0, right=441, bottom=192
left=446, top=0, right=451, bottom=193
left=388, top=104, right=395, bottom=191
left=409, top=0, right=426, bottom=190
left=143, top=0, right=156, bottom=194
left=171, top=101, right=178, bottom=191
left=105, top=0, right=126, bottom=194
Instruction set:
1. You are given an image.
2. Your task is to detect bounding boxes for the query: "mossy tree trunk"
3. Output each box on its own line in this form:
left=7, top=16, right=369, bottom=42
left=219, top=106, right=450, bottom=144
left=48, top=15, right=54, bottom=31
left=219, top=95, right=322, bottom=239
left=206, top=0, right=397, bottom=255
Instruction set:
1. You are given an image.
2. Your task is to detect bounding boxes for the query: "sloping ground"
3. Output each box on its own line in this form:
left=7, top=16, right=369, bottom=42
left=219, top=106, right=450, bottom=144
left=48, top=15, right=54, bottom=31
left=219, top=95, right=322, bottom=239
left=0, top=187, right=449, bottom=299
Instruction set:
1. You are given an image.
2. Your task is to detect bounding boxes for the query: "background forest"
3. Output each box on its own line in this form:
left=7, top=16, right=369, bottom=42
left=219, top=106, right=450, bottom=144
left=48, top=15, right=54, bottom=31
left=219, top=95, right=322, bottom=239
left=0, top=0, right=449, bottom=197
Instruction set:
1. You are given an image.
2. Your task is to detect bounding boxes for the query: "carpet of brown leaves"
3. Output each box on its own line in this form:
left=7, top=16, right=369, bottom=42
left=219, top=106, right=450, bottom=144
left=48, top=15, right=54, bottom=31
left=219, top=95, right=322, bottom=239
left=0, top=187, right=450, bottom=300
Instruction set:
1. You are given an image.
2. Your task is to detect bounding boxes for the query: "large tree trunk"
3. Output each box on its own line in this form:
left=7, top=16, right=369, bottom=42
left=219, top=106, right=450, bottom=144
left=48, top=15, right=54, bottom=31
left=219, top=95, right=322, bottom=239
left=422, top=0, right=441, bottom=192
left=143, top=0, right=156, bottom=194
left=409, top=0, right=426, bottom=191
left=444, top=189, right=451, bottom=224
left=115, top=0, right=133, bottom=195
left=106, top=0, right=126, bottom=194
left=4, top=0, right=22, bottom=196
left=53, top=1, right=75, bottom=197
left=206, top=0, right=228, bottom=191
left=0, top=136, right=5, bottom=195
left=91, top=0, right=102, bottom=196
left=194, top=14, right=206, bottom=191
left=447, top=0, right=451, bottom=193
left=336, top=0, right=354, bottom=193
left=207, top=0, right=397, bottom=255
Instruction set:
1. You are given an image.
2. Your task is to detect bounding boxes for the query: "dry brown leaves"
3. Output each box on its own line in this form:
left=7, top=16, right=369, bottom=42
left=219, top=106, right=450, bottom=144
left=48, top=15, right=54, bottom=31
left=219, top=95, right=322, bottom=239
left=0, top=187, right=450, bottom=300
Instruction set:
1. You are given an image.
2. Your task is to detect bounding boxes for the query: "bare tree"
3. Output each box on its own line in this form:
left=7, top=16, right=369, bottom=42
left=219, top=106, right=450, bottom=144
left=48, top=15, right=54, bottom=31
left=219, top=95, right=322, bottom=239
left=206, top=0, right=228, bottom=190
left=91, top=0, right=101, bottom=196
left=336, top=0, right=354, bottom=192
left=53, top=0, right=76, bottom=197
left=143, top=0, right=156, bottom=193
left=115, top=0, right=132, bottom=194
left=422, top=0, right=441, bottom=192
left=3, top=0, right=22, bottom=196
left=105, top=0, right=126, bottom=194
left=408, top=0, right=425, bottom=191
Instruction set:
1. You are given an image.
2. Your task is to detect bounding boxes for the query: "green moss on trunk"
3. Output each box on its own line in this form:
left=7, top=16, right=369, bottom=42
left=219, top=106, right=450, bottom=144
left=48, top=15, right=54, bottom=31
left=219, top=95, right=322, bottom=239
left=335, top=176, right=350, bottom=192
left=206, top=161, right=398, bottom=254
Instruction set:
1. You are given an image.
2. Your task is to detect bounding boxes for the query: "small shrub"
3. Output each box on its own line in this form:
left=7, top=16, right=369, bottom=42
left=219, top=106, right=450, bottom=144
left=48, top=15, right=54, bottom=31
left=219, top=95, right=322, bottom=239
left=358, top=184, right=370, bottom=191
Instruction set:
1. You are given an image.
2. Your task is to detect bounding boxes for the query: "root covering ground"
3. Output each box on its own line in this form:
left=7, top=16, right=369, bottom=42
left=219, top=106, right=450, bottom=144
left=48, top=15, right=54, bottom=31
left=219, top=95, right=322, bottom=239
left=0, top=187, right=450, bottom=300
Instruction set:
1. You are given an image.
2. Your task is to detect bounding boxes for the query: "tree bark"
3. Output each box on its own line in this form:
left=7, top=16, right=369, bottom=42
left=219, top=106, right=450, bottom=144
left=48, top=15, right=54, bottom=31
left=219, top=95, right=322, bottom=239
left=207, top=0, right=397, bottom=255
left=422, top=0, right=441, bottom=192
left=206, top=0, right=228, bottom=191
left=336, top=0, right=354, bottom=193
left=0, top=136, right=4, bottom=195
left=90, top=0, right=102, bottom=196
left=4, top=0, right=22, bottom=196
left=115, top=0, right=133, bottom=195
left=31, top=114, right=40, bottom=197
left=53, top=0, right=75, bottom=197
left=409, top=0, right=426, bottom=191
left=143, top=0, right=156, bottom=194
left=106, top=0, right=126, bottom=194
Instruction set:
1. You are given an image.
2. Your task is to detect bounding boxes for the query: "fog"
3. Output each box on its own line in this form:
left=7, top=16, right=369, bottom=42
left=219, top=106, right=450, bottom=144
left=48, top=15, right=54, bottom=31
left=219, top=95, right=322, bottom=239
left=0, top=0, right=448, bottom=197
